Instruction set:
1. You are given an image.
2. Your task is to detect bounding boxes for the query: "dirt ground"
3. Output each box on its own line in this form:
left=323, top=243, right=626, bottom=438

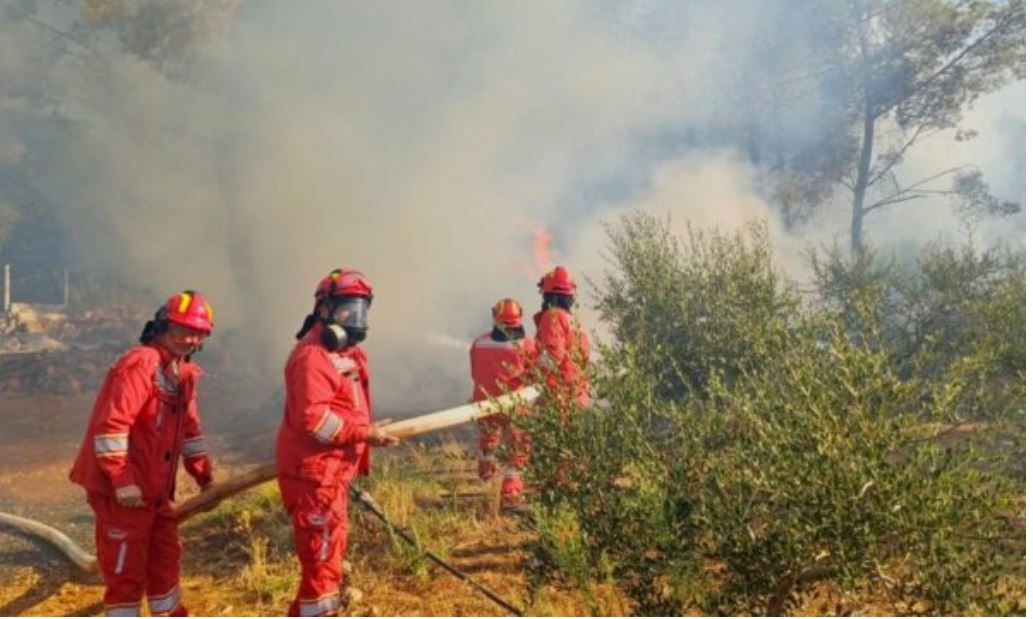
left=0, top=345, right=1022, bottom=616
left=0, top=359, right=536, bottom=617
left=0, top=383, right=562, bottom=617
left=0, top=369, right=283, bottom=617
left=0, top=394, right=103, bottom=602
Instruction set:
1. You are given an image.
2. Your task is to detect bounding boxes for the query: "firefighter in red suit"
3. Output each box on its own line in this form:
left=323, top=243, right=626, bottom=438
left=534, top=266, right=591, bottom=408
left=469, top=298, right=537, bottom=510
left=277, top=268, right=398, bottom=617
left=69, top=290, right=216, bottom=617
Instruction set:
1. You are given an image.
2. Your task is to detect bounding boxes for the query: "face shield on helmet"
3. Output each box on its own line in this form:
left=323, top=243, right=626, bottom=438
left=331, top=296, right=369, bottom=330
left=321, top=295, right=371, bottom=349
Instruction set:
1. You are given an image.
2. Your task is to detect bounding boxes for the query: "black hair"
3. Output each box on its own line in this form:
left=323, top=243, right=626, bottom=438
left=295, top=313, right=319, bottom=340
left=491, top=325, right=526, bottom=342
left=542, top=292, right=574, bottom=312
left=139, top=307, right=169, bottom=344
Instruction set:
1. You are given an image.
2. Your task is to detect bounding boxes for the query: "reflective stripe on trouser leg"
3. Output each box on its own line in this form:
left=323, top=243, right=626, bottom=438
left=284, top=481, right=349, bottom=617
left=477, top=418, right=502, bottom=451
left=501, top=467, right=524, bottom=498
left=105, top=602, right=141, bottom=616
left=148, top=585, right=182, bottom=615
left=146, top=509, right=183, bottom=616
left=88, top=493, right=152, bottom=616
left=114, top=541, right=128, bottom=574
left=298, top=592, right=341, bottom=616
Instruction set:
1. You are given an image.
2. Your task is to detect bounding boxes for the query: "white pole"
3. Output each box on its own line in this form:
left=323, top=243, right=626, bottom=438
left=3, top=264, right=9, bottom=313
left=63, top=269, right=69, bottom=307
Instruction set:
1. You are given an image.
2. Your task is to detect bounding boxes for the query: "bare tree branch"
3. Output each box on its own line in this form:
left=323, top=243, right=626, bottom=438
left=892, top=165, right=970, bottom=194
left=24, top=15, right=99, bottom=60
left=867, top=121, right=934, bottom=188
left=864, top=193, right=925, bottom=213
left=863, top=165, right=972, bottom=212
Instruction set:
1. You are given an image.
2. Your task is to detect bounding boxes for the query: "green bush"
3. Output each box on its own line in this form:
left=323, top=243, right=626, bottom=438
left=596, top=213, right=799, bottom=401
left=524, top=213, right=1024, bottom=615
left=811, top=241, right=1025, bottom=386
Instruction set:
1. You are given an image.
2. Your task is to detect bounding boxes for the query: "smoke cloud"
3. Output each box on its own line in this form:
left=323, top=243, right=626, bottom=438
left=1, top=1, right=1023, bottom=413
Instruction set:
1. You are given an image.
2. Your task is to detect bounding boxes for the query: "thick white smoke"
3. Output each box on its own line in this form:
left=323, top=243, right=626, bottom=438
left=2, top=1, right=1023, bottom=413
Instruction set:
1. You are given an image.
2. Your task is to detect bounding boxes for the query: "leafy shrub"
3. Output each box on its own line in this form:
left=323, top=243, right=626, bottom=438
left=596, top=213, right=799, bottom=400
left=524, top=213, right=1024, bottom=615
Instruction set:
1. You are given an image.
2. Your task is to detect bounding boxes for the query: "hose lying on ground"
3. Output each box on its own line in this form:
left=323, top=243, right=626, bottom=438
left=349, top=485, right=524, bottom=616
left=0, top=511, right=97, bottom=573
left=0, top=387, right=539, bottom=578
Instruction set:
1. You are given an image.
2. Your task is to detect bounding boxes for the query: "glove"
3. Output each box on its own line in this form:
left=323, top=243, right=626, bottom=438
left=366, top=420, right=400, bottom=447
left=115, top=484, right=145, bottom=508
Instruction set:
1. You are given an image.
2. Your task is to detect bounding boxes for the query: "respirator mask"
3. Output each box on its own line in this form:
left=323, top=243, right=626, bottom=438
left=320, top=295, right=370, bottom=350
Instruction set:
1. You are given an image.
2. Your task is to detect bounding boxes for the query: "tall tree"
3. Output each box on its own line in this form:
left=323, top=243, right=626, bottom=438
left=726, top=0, right=1023, bottom=246
left=0, top=0, right=238, bottom=281
left=723, top=1, right=859, bottom=228
left=838, top=0, right=1024, bottom=254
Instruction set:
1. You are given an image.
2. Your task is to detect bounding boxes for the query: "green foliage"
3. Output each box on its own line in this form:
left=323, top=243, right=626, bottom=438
left=526, top=213, right=1024, bottom=615
left=597, top=212, right=799, bottom=400
left=812, top=240, right=1025, bottom=388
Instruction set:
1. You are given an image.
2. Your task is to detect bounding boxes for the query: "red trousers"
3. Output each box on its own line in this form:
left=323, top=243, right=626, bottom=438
left=477, top=413, right=530, bottom=467
left=477, top=413, right=530, bottom=501
left=87, top=493, right=186, bottom=616
left=279, top=478, right=349, bottom=616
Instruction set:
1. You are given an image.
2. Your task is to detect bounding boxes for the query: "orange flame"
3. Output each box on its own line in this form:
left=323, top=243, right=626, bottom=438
left=533, top=227, right=553, bottom=275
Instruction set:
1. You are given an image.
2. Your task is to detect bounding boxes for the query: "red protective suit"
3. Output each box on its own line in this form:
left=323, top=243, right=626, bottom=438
left=69, top=345, right=212, bottom=617
left=277, top=324, right=372, bottom=617
left=533, top=308, right=590, bottom=407
left=469, top=331, right=536, bottom=504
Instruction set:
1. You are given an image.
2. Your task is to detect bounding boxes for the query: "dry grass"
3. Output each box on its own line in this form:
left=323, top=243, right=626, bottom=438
left=0, top=439, right=617, bottom=616
left=1, top=438, right=1022, bottom=615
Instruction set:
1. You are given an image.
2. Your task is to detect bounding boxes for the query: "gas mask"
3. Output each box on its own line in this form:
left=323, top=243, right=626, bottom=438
left=320, top=295, right=370, bottom=350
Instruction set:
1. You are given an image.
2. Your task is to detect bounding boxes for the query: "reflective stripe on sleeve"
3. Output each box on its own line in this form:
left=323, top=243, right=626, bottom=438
left=182, top=437, right=207, bottom=458
left=105, top=603, right=141, bottom=617
left=473, top=337, right=521, bottom=350
left=312, top=410, right=343, bottom=444
left=94, top=434, right=129, bottom=456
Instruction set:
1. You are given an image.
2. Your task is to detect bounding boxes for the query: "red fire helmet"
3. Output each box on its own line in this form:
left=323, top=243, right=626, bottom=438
left=314, top=268, right=374, bottom=302
left=491, top=298, right=524, bottom=328
left=538, top=265, right=577, bottom=295
left=164, top=290, right=214, bottom=333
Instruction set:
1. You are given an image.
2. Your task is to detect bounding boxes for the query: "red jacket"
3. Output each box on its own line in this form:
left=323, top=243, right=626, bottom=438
left=469, top=331, right=537, bottom=402
left=276, top=324, right=372, bottom=486
left=69, top=345, right=212, bottom=504
left=533, top=308, right=591, bottom=406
